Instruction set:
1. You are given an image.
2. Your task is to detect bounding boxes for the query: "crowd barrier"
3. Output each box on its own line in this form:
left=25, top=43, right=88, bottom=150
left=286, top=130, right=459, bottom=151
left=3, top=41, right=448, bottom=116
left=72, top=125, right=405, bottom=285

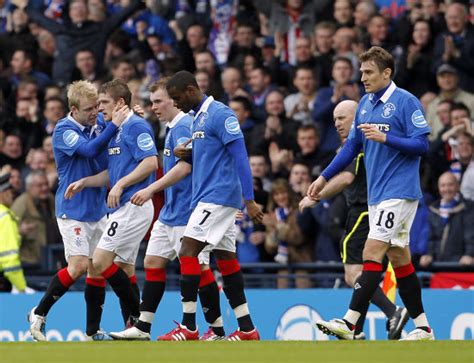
left=1, top=289, right=472, bottom=341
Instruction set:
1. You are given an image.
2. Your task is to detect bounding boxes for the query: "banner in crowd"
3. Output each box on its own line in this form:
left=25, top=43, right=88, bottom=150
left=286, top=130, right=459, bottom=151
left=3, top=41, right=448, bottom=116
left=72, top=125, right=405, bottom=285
left=0, top=289, right=472, bottom=341
left=430, top=273, right=474, bottom=289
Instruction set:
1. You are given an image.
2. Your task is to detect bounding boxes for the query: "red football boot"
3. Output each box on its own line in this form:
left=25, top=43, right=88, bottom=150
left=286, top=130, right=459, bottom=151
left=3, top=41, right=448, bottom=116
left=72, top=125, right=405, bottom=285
left=157, top=321, right=199, bottom=341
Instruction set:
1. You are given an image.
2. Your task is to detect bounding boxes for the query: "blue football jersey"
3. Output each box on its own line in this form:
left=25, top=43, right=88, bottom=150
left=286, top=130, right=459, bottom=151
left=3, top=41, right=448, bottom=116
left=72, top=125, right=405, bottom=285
left=190, top=96, right=244, bottom=209
left=348, top=82, right=431, bottom=205
left=53, top=114, right=108, bottom=221
left=107, top=113, right=157, bottom=211
left=158, top=112, right=193, bottom=226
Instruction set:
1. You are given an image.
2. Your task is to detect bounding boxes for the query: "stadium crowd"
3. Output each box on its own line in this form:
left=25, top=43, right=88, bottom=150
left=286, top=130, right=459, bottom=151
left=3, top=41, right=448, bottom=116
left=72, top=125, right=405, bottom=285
left=0, top=0, right=473, bottom=290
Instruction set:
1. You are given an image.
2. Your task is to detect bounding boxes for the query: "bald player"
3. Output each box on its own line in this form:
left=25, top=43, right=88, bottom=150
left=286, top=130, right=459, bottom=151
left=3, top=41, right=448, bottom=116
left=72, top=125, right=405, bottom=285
left=300, top=100, right=408, bottom=340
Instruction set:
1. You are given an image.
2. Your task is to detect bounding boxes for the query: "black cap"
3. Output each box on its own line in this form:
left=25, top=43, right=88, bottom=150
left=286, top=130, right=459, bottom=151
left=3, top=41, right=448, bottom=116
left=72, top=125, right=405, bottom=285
left=0, top=173, right=12, bottom=192
left=437, top=64, right=458, bottom=76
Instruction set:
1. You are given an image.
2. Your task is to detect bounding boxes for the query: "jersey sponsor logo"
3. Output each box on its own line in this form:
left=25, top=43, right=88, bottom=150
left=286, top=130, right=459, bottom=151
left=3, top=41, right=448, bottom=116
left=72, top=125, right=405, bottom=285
left=411, top=110, right=428, bottom=128
left=108, top=147, right=121, bottom=155
left=137, top=133, right=154, bottom=151
left=224, top=116, right=241, bottom=134
left=192, top=131, right=205, bottom=139
left=365, top=123, right=391, bottom=132
left=164, top=148, right=171, bottom=157
left=198, top=111, right=208, bottom=127
left=381, top=102, right=396, bottom=118
left=63, top=130, right=80, bottom=147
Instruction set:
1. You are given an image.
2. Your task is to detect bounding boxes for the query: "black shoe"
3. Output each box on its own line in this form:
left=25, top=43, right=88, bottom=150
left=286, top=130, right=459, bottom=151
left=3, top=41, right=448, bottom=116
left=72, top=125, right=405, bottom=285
left=387, top=306, right=409, bottom=340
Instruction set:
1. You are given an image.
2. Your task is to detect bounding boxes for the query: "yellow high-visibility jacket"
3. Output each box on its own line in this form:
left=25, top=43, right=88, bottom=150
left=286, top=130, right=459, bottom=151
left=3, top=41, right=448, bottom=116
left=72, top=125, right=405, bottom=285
left=0, top=204, right=26, bottom=291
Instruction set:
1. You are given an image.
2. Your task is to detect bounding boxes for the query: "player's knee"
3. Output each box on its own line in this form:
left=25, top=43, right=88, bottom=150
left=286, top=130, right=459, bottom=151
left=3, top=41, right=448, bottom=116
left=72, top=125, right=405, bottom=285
left=144, top=256, right=167, bottom=269
left=68, top=259, right=88, bottom=279
left=344, top=272, right=355, bottom=287
left=91, top=258, right=108, bottom=275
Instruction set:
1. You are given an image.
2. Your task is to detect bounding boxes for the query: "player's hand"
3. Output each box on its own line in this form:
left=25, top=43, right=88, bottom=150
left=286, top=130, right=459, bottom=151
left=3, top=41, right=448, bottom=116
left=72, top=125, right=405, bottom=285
left=107, top=184, right=124, bottom=209
left=357, top=124, right=386, bottom=143
left=245, top=200, right=264, bottom=224
left=111, top=105, right=130, bottom=127
left=235, top=210, right=244, bottom=221
left=130, top=187, right=153, bottom=206
left=459, top=255, right=473, bottom=266
left=64, top=179, right=86, bottom=199
left=174, top=139, right=192, bottom=159
left=299, top=196, right=318, bottom=213
left=133, top=104, right=145, bottom=118
left=307, top=176, right=327, bottom=200
left=419, top=255, right=433, bottom=267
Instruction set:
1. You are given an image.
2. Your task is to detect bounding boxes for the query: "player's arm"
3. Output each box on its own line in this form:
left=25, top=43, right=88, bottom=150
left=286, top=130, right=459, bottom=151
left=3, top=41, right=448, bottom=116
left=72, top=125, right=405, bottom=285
left=75, top=106, right=129, bottom=158
left=108, top=156, right=158, bottom=208
left=307, top=138, right=361, bottom=199
left=131, top=160, right=191, bottom=206
left=226, top=138, right=264, bottom=223
left=64, top=170, right=110, bottom=199
left=299, top=171, right=354, bottom=212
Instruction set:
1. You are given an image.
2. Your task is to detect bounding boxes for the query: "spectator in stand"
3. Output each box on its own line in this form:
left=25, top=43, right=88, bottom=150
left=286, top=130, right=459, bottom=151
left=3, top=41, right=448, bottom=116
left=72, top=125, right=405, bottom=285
left=263, top=179, right=311, bottom=289
left=425, top=64, right=474, bottom=140
left=41, top=136, right=57, bottom=189
left=449, top=132, right=474, bottom=184
left=110, top=56, right=135, bottom=83
left=433, top=2, right=474, bottom=93
left=333, top=26, right=359, bottom=81
left=255, top=0, right=316, bottom=66
left=194, top=69, right=211, bottom=95
left=288, top=162, right=311, bottom=197
left=364, top=14, right=399, bottom=57
left=0, top=134, right=24, bottom=170
left=169, top=22, right=208, bottom=73
left=395, top=19, right=437, bottom=98
left=227, top=22, right=259, bottom=68
left=333, top=0, right=354, bottom=28
left=420, top=172, right=474, bottom=267
left=15, top=0, right=143, bottom=86
left=11, top=170, right=61, bottom=266
left=220, top=67, right=248, bottom=105
left=249, top=154, right=272, bottom=192
left=284, top=65, right=317, bottom=125
left=194, top=50, right=223, bottom=100
left=9, top=49, right=52, bottom=91
left=36, top=30, right=56, bottom=76
left=42, top=96, right=65, bottom=136
left=354, top=0, right=376, bottom=37
left=73, top=49, right=98, bottom=82
left=229, top=96, right=255, bottom=152
left=294, top=124, right=335, bottom=179
left=312, top=21, right=336, bottom=88
left=248, top=66, right=274, bottom=123
left=313, top=56, right=362, bottom=152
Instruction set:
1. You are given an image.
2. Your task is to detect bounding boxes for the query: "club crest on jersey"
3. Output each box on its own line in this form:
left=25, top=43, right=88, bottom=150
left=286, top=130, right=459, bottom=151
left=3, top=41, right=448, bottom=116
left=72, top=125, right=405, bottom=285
left=198, top=112, right=208, bottom=127
left=381, top=103, right=396, bottom=118
left=73, top=227, right=81, bottom=235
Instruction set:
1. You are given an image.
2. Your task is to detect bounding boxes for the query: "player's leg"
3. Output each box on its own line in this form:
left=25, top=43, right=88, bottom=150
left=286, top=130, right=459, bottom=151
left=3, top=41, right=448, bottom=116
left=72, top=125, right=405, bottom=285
left=115, top=261, right=139, bottom=326
left=29, top=218, right=91, bottom=341
left=84, top=259, right=110, bottom=340
left=198, top=255, right=226, bottom=340
left=28, top=255, right=88, bottom=341
left=213, top=248, right=259, bottom=341
left=92, top=248, right=140, bottom=319
left=388, top=246, right=434, bottom=340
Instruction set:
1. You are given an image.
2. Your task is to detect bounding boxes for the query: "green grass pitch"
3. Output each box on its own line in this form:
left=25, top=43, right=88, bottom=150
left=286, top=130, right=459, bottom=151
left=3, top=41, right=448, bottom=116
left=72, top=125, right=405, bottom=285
left=1, top=341, right=473, bottom=363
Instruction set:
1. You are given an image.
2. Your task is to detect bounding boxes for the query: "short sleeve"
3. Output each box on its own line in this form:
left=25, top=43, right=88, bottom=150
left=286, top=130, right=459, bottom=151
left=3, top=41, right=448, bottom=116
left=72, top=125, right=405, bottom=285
left=212, top=108, right=243, bottom=145
left=53, top=124, right=87, bottom=157
left=403, top=96, right=431, bottom=137
left=124, top=122, right=158, bottom=161
left=172, top=125, right=192, bottom=163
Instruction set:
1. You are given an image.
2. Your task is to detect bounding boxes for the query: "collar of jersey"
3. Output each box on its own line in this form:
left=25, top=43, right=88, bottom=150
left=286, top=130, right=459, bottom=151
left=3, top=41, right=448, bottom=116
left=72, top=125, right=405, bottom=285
left=166, top=111, right=186, bottom=129
left=120, top=110, right=134, bottom=126
left=369, top=81, right=397, bottom=104
left=67, top=113, right=87, bottom=131
left=192, top=96, right=214, bottom=121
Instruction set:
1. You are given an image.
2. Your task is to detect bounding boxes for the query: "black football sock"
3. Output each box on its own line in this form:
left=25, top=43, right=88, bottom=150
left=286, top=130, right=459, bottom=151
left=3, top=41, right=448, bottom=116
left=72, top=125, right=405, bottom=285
left=135, top=268, right=166, bottom=333
left=35, top=268, right=76, bottom=316
left=199, top=269, right=224, bottom=336
left=84, top=277, right=106, bottom=336
left=180, top=257, right=200, bottom=331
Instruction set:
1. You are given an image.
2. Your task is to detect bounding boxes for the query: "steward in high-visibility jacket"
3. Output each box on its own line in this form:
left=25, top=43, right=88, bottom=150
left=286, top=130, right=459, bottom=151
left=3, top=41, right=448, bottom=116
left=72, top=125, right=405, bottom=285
left=0, top=173, right=26, bottom=292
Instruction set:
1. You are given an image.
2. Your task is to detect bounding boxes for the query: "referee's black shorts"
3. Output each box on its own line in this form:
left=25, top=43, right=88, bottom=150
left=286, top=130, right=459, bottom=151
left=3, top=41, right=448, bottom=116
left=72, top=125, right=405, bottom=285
left=339, top=205, right=369, bottom=265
